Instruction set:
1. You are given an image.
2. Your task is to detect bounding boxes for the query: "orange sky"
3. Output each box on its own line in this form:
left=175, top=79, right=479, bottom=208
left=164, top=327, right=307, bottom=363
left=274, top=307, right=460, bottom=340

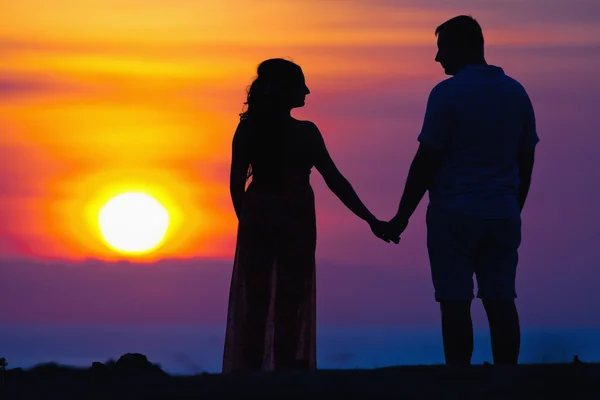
left=2, top=0, right=599, bottom=262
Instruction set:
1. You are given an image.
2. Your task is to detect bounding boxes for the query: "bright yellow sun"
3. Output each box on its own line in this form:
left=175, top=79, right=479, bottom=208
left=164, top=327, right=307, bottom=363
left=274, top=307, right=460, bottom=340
left=98, top=192, right=170, bottom=254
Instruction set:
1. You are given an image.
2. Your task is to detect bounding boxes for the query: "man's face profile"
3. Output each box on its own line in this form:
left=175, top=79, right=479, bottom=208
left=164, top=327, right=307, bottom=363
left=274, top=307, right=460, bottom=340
left=435, top=34, right=459, bottom=76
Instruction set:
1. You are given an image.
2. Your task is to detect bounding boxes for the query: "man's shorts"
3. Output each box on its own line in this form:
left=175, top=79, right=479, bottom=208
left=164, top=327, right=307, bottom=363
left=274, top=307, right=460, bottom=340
left=426, top=205, right=522, bottom=302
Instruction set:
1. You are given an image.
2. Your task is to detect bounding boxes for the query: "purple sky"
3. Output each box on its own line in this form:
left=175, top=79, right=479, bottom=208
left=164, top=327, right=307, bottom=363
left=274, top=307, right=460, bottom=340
left=1, top=0, right=600, bottom=329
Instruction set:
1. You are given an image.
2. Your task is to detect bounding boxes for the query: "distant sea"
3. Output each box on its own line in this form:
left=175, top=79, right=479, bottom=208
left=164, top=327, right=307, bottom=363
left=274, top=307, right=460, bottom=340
left=2, top=325, right=600, bottom=375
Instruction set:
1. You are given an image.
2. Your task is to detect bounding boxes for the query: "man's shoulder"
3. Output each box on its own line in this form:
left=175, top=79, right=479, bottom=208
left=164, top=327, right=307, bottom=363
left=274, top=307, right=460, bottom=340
left=431, top=77, right=456, bottom=94
left=500, top=73, right=528, bottom=92
left=446, top=69, right=530, bottom=100
left=427, top=78, right=456, bottom=104
left=496, top=74, right=533, bottom=111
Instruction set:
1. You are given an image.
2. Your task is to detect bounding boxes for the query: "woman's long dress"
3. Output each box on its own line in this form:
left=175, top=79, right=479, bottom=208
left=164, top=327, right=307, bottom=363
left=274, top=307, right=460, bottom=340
left=222, top=123, right=317, bottom=372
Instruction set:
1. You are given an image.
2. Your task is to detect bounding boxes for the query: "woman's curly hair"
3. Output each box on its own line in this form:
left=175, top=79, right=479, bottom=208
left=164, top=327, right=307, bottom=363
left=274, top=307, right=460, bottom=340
left=239, top=58, right=304, bottom=182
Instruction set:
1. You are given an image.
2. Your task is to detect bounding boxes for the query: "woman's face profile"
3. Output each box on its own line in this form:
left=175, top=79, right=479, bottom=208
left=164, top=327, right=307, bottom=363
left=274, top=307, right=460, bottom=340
left=288, top=71, right=310, bottom=109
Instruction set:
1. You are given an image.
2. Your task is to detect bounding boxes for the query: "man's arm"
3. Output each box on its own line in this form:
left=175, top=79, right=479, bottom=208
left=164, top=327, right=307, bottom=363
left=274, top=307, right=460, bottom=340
left=517, top=150, right=535, bottom=211
left=517, top=93, right=539, bottom=212
left=389, top=83, right=450, bottom=232
left=390, top=144, right=444, bottom=228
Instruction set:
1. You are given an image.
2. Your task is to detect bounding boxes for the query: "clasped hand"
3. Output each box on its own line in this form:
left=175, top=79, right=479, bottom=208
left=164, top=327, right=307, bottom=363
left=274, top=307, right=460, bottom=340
left=368, top=216, right=408, bottom=244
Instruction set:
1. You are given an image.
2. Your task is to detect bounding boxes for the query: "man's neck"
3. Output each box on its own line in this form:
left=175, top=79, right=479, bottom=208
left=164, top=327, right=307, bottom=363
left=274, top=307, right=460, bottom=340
left=467, top=57, right=487, bottom=67
left=455, top=58, right=488, bottom=74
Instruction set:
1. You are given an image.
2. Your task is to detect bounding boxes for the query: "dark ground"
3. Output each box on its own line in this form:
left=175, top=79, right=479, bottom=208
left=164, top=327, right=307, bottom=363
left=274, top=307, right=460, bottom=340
left=1, top=353, right=599, bottom=399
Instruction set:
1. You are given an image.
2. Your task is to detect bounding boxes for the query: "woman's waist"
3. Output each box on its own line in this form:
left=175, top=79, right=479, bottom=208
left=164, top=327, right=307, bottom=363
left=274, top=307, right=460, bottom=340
left=248, top=177, right=312, bottom=192
left=245, top=182, right=314, bottom=204
left=241, top=185, right=315, bottom=223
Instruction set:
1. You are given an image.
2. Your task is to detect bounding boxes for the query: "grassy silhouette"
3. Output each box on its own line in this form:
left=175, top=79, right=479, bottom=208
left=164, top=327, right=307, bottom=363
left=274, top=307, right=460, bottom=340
left=2, top=353, right=600, bottom=398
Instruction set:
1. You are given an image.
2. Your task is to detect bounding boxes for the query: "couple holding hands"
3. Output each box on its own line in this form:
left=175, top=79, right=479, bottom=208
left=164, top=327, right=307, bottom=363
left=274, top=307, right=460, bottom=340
left=222, top=15, right=539, bottom=373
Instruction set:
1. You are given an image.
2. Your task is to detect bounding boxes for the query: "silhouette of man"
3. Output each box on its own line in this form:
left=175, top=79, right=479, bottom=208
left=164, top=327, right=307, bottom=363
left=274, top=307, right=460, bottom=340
left=386, top=15, right=539, bottom=365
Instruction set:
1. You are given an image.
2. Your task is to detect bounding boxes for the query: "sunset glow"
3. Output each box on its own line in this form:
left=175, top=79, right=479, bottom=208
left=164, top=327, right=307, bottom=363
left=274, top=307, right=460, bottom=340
left=98, top=192, right=169, bottom=255
left=1, top=0, right=600, bottom=335
left=2, top=0, right=599, bottom=263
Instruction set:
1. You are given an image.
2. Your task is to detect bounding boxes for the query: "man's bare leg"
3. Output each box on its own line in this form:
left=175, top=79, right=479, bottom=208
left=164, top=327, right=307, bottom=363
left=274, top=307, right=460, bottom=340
left=440, top=300, right=474, bottom=365
left=483, top=300, right=520, bottom=365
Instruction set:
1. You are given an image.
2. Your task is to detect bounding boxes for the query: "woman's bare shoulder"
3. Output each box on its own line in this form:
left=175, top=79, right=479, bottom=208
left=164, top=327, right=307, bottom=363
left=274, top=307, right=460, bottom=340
left=291, top=118, right=321, bottom=136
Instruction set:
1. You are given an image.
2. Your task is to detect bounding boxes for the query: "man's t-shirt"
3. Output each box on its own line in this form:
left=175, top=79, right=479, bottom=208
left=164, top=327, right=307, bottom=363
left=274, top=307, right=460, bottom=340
left=418, top=65, right=540, bottom=219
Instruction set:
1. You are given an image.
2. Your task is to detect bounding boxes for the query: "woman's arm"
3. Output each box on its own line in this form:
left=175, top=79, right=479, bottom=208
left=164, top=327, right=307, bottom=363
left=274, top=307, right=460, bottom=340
left=230, top=123, right=250, bottom=220
left=310, top=122, right=381, bottom=226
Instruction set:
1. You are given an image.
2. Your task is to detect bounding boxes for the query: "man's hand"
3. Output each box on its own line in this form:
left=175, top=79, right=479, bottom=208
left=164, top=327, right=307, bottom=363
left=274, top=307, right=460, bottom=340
left=387, top=215, right=409, bottom=239
left=368, top=218, right=400, bottom=244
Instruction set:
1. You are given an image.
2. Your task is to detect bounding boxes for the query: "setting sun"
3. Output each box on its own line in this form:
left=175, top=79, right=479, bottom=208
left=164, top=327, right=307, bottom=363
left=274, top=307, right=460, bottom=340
left=98, top=192, right=170, bottom=255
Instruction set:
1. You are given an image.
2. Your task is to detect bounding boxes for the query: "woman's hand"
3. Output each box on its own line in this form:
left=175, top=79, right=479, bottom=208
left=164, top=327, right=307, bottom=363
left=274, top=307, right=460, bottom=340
left=367, top=217, right=400, bottom=244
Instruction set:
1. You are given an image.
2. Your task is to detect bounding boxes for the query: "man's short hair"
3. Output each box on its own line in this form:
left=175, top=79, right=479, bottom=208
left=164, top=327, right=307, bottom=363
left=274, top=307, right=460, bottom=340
left=435, top=15, right=484, bottom=55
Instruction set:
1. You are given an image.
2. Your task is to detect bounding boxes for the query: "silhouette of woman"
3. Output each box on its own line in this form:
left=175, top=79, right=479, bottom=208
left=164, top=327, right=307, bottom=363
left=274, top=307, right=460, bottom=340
left=222, top=58, right=391, bottom=373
